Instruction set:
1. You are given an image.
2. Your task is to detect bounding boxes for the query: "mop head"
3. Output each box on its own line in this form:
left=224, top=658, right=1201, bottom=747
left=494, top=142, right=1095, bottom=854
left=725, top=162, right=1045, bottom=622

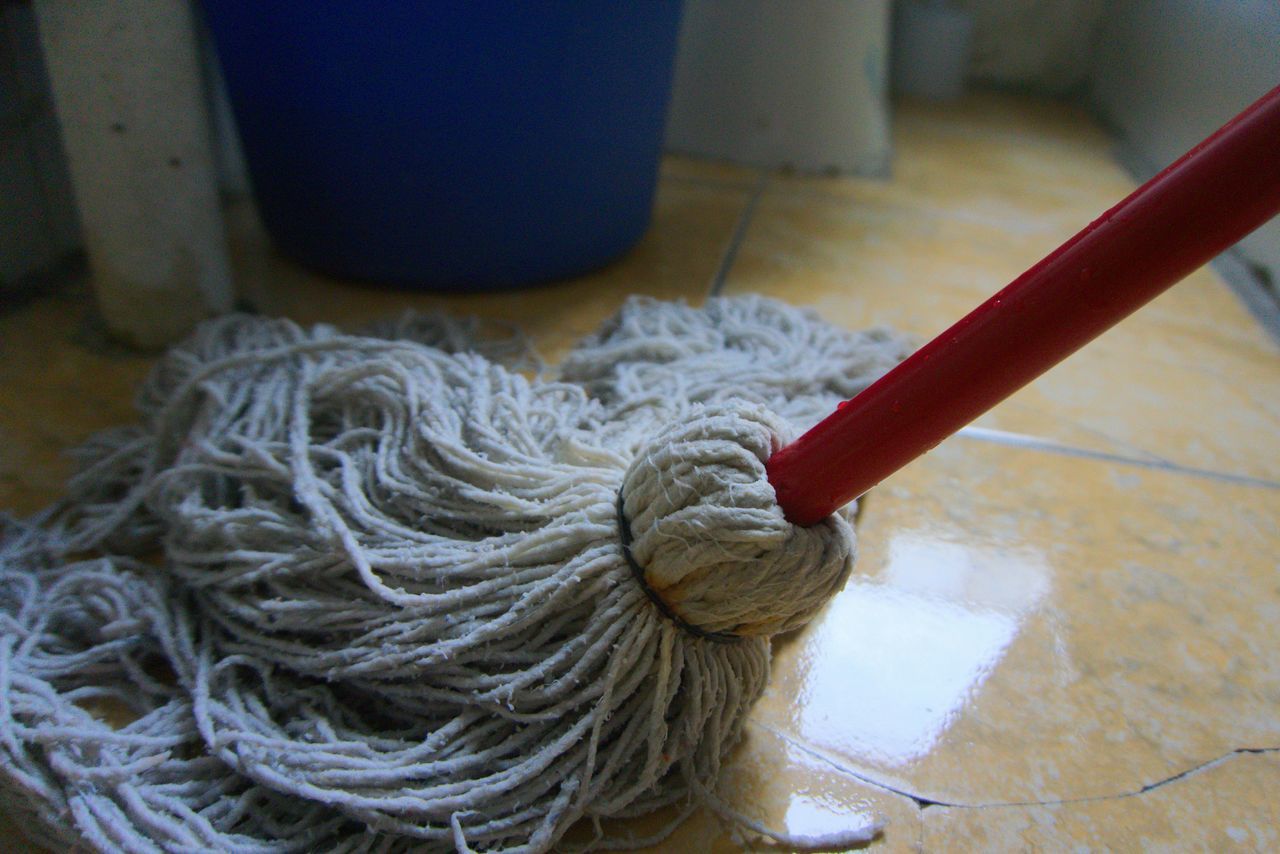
left=0, top=295, right=910, bottom=852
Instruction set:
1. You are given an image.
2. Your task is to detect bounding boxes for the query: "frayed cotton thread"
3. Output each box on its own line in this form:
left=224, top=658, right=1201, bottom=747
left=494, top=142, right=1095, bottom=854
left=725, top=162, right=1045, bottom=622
left=0, top=296, right=911, bottom=852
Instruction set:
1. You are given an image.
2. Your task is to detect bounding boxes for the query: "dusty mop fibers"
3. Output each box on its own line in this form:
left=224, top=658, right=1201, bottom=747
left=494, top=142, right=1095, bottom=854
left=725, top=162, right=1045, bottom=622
left=0, top=296, right=910, bottom=852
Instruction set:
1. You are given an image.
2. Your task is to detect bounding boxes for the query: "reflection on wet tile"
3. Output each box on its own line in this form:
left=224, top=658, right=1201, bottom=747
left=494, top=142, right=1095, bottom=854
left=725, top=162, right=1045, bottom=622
left=783, top=535, right=1050, bottom=768
left=923, top=752, right=1280, bottom=850
left=790, top=582, right=1018, bottom=769
left=882, top=533, right=1051, bottom=614
left=229, top=173, right=751, bottom=364
left=755, top=438, right=1280, bottom=808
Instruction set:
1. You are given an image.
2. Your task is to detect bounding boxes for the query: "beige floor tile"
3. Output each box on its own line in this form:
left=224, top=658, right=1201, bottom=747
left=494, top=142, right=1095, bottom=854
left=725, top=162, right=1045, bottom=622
left=777, top=95, right=1137, bottom=226
left=723, top=94, right=1280, bottom=481
left=921, top=751, right=1280, bottom=851
left=0, top=289, right=153, bottom=514
left=752, top=437, right=1280, bottom=807
left=229, top=174, right=751, bottom=365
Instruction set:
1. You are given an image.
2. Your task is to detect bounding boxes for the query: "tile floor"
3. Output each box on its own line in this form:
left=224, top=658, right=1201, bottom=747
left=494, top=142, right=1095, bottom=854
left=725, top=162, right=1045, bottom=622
left=1, top=93, right=1278, bottom=850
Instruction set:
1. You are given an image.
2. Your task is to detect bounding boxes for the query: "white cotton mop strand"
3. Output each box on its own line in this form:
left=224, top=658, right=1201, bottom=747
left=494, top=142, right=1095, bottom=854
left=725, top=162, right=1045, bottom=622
left=0, top=296, right=910, bottom=852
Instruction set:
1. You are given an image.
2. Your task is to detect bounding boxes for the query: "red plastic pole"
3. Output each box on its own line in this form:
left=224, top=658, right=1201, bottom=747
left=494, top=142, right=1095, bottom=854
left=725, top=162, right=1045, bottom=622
left=768, top=84, right=1280, bottom=527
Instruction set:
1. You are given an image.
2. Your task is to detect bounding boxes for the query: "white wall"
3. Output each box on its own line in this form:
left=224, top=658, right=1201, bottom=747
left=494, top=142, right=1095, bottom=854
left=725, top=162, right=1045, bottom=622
left=1090, top=0, right=1280, bottom=279
left=953, top=0, right=1111, bottom=95
left=665, top=0, right=892, bottom=176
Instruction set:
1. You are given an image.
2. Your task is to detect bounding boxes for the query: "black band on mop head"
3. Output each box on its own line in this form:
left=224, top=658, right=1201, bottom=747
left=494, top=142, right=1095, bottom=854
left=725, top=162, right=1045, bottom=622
left=615, top=491, right=741, bottom=644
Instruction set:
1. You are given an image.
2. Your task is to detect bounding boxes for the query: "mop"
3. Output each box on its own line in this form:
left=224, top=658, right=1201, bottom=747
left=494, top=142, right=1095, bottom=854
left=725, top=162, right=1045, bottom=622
left=1, top=85, right=1276, bottom=853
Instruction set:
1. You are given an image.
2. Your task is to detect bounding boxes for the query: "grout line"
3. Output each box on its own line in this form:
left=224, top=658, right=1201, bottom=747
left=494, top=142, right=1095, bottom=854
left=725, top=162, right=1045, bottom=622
left=1000, top=401, right=1181, bottom=467
left=957, top=425, right=1280, bottom=490
left=707, top=170, right=770, bottom=297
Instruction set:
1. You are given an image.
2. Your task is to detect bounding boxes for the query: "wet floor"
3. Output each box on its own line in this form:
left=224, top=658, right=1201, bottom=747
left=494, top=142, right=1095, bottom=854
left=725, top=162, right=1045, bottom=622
left=2, top=93, right=1277, bottom=850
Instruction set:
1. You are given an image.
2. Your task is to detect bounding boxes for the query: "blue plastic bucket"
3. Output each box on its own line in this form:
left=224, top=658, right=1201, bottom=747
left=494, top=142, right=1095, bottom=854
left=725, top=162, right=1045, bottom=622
left=203, top=2, right=684, bottom=289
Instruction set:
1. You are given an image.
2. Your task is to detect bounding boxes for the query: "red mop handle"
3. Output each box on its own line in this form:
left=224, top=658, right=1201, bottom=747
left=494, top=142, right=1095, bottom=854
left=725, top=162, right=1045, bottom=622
left=768, top=84, right=1280, bottom=526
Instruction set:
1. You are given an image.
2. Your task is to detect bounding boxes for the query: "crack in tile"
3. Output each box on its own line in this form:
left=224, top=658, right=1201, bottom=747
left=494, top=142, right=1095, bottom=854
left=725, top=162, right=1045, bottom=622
left=971, top=746, right=1280, bottom=811
left=752, top=720, right=1278, bottom=814
left=750, top=721, right=937, bottom=807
